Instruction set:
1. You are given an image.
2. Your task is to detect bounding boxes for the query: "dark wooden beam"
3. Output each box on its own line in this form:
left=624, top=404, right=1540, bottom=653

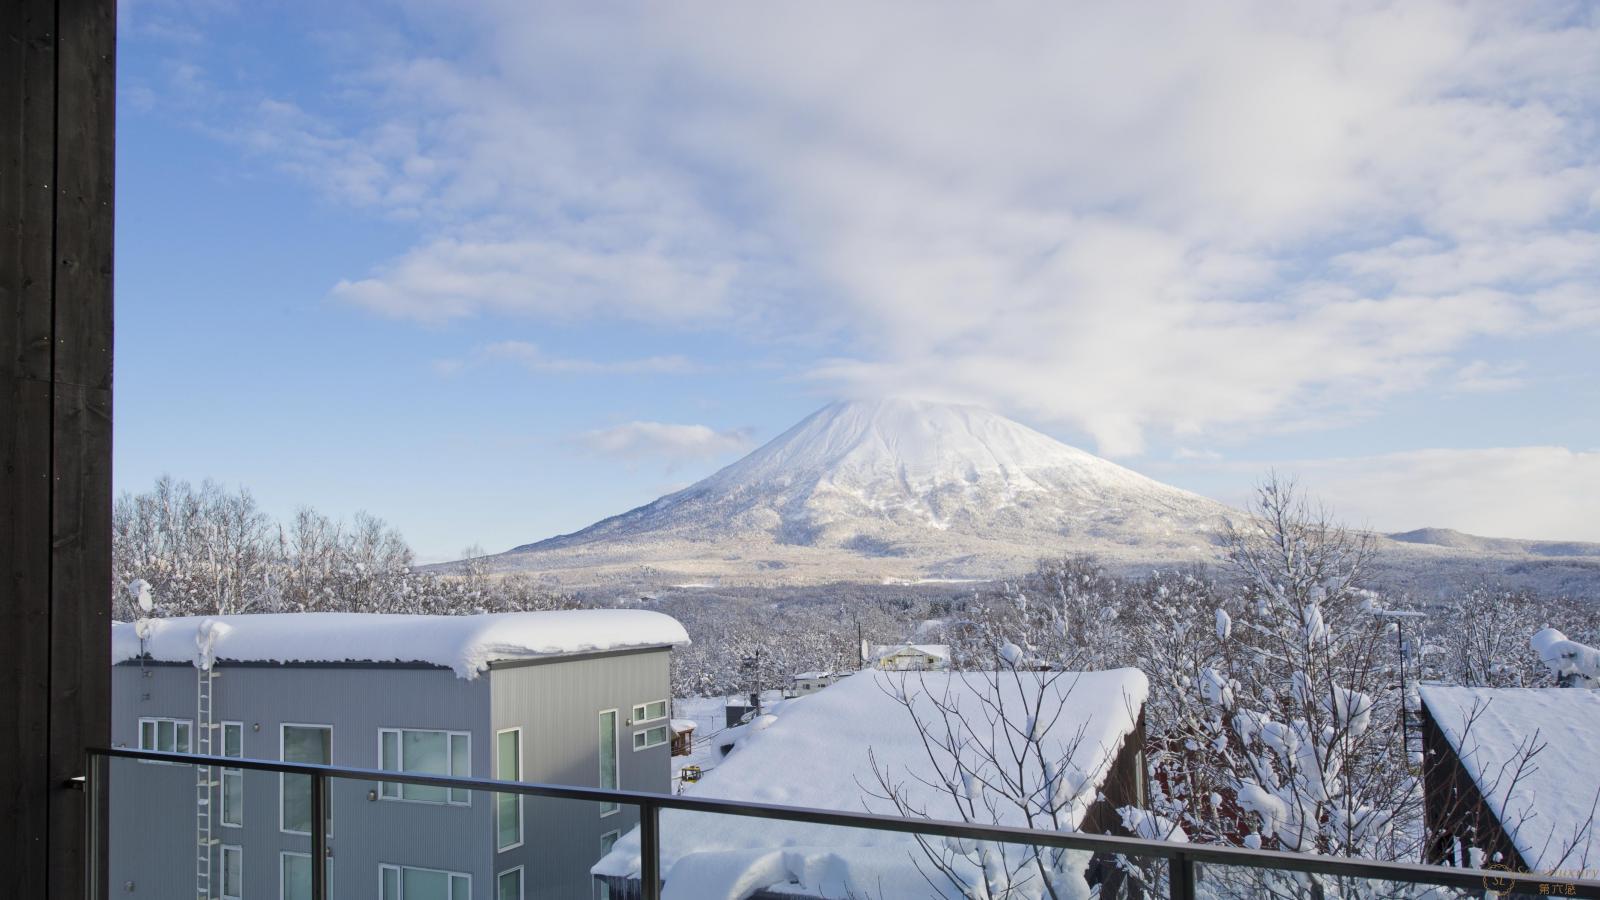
left=1, top=0, right=115, bottom=894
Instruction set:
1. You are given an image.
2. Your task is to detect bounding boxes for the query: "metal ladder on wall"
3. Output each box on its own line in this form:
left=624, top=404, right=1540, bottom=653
left=195, top=667, right=218, bottom=900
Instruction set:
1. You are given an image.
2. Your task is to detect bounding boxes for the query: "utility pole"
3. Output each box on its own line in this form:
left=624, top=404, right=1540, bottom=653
left=1378, top=609, right=1428, bottom=764
left=740, top=650, right=762, bottom=717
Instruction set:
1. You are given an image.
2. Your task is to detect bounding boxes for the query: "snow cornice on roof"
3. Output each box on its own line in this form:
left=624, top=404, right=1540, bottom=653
left=1418, top=683, right=1600, bottom=872
left=111, top=610, right=690, bottom=679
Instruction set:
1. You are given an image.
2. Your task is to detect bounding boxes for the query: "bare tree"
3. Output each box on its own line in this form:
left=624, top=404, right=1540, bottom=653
left=1426, top=698, right=1599, bottom=875
left=114, top=477, right=577, bottom=619
left=863, top=663, right=1146, bottom=899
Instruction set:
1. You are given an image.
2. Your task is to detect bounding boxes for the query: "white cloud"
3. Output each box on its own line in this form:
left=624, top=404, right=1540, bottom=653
left=482, top=341, right=699, bottom=376
left=575, top=422, right=754, bottom=466
left=234, top=1, right=1600, bottom=454
left=1165, top=446, right=1600, bottom=543
left=1450, top=360, right=1527, bottom=394
left=1290, top=447, right=1600, bottom=544
left=330, top=238, right=737, bottom=325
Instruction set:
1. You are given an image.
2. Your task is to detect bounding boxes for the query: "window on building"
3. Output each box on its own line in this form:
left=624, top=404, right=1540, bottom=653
left=631, top=700, right=667, bottom=723
left=280, top=724, right=331, bottom=835
left=138, top=716, right=192, bottom=753
left=598, top=831, right=620, bottom=900
left=221, top=721, right=244, bottom=828
left=221, top=845, right=242, bottom=900
left=599, top=710, right=619, bottom=816
left=380, top=864, right=470, bottom=900
left=496, top=728, right=522, bottom=851
left=632, top=725, right=669, bottom=751
left=379, top=729, right=470, bottom=805
left=282, top=851, right=311, bottom=900
left=497, top=867, right=523, bottom=900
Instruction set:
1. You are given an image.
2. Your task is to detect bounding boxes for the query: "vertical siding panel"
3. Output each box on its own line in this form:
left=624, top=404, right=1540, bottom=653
left=2, top=0, right=115, bottom=894
left=111, top=664, right=493, bottom=899
left=490, top=649, right=674, bottom=898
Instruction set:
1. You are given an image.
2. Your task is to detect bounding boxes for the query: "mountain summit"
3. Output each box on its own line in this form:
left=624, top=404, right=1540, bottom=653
left=492, top=399, right=1232, bottom=586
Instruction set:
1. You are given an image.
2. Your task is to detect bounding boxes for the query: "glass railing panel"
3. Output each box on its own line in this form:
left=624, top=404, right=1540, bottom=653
left=103, top=755, right=639, bottom=900
left=107, top=756, right=291, bottom=900
left=97, top=750, right=1600, bottom=900
left=638, top=806, right=1170, bottom=899
left=1193, top=860, right=1481, bottom=900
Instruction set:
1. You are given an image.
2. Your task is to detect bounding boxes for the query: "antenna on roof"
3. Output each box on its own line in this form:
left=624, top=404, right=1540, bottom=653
left=127, top=579, right=156, bottom=676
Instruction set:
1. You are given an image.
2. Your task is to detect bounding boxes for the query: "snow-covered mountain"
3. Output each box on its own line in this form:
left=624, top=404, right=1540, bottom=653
left=487, top=399, right=1233, bottom=586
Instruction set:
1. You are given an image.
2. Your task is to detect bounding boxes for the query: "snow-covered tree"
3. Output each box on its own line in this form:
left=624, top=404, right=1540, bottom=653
left=113, top=478, right=578, bottom=619
left=947, top=558, right=1129, bottom=672
left=1205, top=476, right=1415, bottom=860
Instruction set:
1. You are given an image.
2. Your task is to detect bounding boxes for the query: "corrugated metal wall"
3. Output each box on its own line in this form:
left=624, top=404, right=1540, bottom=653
left=110, top=661, right=493, bottom=899
left=109, top=648, right=676, bottom=900
left=489, top=649, right=675, bottom=899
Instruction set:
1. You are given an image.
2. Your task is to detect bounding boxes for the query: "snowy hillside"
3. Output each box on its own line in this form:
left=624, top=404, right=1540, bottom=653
left=484, top=399, right=1233, bottom=586
left=1387, top=527, right=1600, bottom=559
left=454, top=399, right=1600, bottom=593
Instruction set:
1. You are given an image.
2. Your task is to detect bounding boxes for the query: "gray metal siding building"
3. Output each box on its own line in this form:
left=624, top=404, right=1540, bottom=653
left=110, top=646, right=674, bottom=900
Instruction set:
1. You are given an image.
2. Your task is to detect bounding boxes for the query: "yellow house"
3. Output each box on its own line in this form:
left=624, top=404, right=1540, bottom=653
left=864, top=642, right=951, bottom=671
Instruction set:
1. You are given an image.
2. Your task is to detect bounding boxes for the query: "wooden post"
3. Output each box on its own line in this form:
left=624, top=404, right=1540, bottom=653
left=1, top=0, right=116, bottom=895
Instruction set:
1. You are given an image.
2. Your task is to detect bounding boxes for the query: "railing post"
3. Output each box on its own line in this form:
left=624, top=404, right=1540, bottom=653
left=640, top=801, right=661, bottom=900
left=1169, top=850, right=1195, bottom=900
left=83, top=752, right=106, bottom=900
left=311, top=771, right=329, bottom=900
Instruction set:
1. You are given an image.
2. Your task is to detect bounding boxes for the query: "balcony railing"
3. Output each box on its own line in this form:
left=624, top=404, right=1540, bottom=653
left=87, top=746, right=1600, bottom=900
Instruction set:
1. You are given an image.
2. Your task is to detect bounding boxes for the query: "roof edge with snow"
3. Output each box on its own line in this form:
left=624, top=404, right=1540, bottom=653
left=112, top=610, right=690, bottom=679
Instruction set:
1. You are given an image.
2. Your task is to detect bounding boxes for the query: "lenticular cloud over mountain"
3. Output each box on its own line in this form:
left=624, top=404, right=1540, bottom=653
left=488, top=399, right=1232, bottom=586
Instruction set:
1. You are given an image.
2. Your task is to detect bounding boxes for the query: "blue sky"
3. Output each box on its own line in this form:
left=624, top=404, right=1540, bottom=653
left=115, top=1, right=1600, bottom=560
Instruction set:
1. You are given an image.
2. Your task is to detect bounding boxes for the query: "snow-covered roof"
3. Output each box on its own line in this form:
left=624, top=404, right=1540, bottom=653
left=112, top=611, right=689, bottom=680
left=871, top=643, right=949, bottom=659
left=1419, top=684, right=1600, bottom=872
left=791, top=671, right=833, bottom=681
left=595, top=667, right=1148, bottom=899
left=671, top=719, right=697, bottom=733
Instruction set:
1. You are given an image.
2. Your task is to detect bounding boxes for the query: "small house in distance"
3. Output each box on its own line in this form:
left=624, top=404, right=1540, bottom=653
left=863, top=641, right=951, bottom=671
left=594, top=667, right=1150, bottom=899
left=1418, top=683, right=1600, bottom=874
left=110, top=610, right=688, bottom=900
left=789, top=670, right=837, bottom=694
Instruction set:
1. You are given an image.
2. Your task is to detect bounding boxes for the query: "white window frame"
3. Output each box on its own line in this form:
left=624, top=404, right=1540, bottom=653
left=377, top=727, right=472, bottom=806
left=496, top=865, right=524, bottom=900
left=280, top=850, right=310, bottom=900
left=137, top=716, right=193, bottom=757
left=495, top=727, right=523, bottom=852
left=599, top=708, right=619, bottom=817
left=379, top=863, right=471, bottom=900
left=632, top=725, right=669, bottom=752
left=221, top=720, right=244, bottom=828
left=279, top=722, right=332, bottom=836
left=221, top=844, right=243, bottom=900
left=631, top=699, right=668, bottom=724
left=598, top=831, right=621, bottom=900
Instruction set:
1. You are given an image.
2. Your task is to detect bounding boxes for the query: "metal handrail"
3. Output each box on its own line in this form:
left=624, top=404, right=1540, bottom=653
left=87, top=746, right=1600, bottom=899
